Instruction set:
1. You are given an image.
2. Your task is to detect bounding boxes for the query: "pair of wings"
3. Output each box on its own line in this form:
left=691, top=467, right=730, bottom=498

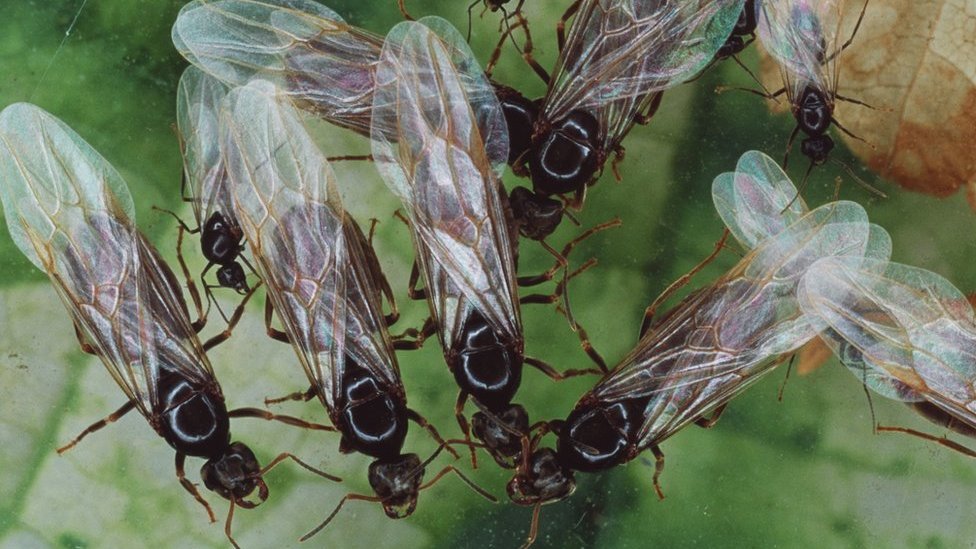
left=798, top=257, right=976, bottom=431
left=0, top=103, right=216, bottom=421
left=173, top=0, right=386, bottom=138
left=757, top=0, right=852, bottom=102
left=714, top=151, right=976, bottom=431
left=370, top=18, right=522, bottom=349
left=591, top=150, right=891, bottom=447
left=177, top=65, right=236, bottom=229
left=544, top=0, right=744, bottom=152
left=218, top=80, right=401, bottom=410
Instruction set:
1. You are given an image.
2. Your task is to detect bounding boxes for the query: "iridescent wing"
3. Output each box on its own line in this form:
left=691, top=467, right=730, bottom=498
left=712, top=150, right=808, bottom=249
left=371, top=17, right=520, bottom=348
left=173, top=0, right=385, bottom=138
left=543, top=0, right=743, bottom=151
left=757, top=0, right=847, bottom=100
left=220, top=80, right=400, bottom=410
left=798, top=257, right=976, bottom=424
left=589, top=201, right=890, bottom=444
left=0, top=103, right=215, bottom=420
left=176, top=65, right=233, bottom=227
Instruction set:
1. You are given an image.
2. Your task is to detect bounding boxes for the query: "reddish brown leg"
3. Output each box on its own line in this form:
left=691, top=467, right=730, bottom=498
left=264, top=297, right=290, bottom=343
left=71, top=321, right=97, bottom=355
left=202, top=279, right=262, bottom=351
left=875, top=426, right=976, bottom=458
left=264, top=385, right=318, bottom=406
left=694, top=403, right=728, bottom=428
left=56, top=400, right=137, bottom=454
left=455, top=391, right=478, bottom=468
left=228, top=407, right=336, bottom=432
left=640, top=229, right=730, bottom=337
left=224, top=499, right=241, bottom=549
left=396, top=0, right=416, bottom=20
left=633, top=91, right=665, bottom=125
left=513, top=10, right=549, bottom=84
left=175, top=452, right=217, bottom=523
left=408, top=408, right=460, bottom=459
left=524, top=356, right=602, bottom=380
left=301, top=492, right=383, bottom=541
left=392, top=317, right=437, bottom=350
left=260, top=452, right=343, bottom=482
left=650, top=444, right=666, bottom=500
left=556, top=0, right=582, bottom=52
left=418, top=464, right=497, bottom=502
left=406, top=260, right=428, bottom=300
left=522, top=503, right=542, bottom=549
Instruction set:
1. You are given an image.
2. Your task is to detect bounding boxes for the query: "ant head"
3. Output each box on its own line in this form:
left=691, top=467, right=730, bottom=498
left=509, top=186, right=563, bottom=241
left=368, top=454, right=424, bottom=519
left=506, top=447, right=576, bottom=506
left=216, top=262, right=249, bottom=294
left=801, top=134, right=834, bottom=166
left=201, top=441, right=267, bottom=504
left=472, top=403, right=530, bottom=469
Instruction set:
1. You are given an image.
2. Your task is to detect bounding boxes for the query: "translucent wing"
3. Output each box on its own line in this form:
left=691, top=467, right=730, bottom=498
left=371, top=18, right=520, bottom=347
left=173, top=0, right=385, bottom=138
left=176, top=66, right=233, bottom=226
left=712, top=150, right=808, bottom=250
left=799, top=257, right=976, bottom=424
left=221, top=80, right=400, bottom=410
left=0, top=103, right=214, bottom=419
left=757, top=0, right=846, bottom=99
left=543, top=0, right=743, bottom=150
left=589, top=201, right=889, bottom=445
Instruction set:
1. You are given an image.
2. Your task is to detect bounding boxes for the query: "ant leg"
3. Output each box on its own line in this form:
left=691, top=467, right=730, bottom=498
left=524, top=356, right=602, bottom=380
left=523, top=503, right=543, bottom=549
left=224, top=500, right=241, bottom=549
left=876, top=426, right=976, bottom=458
left=264, top=385, right=318, bottom=406
left=777, top=354, right=796, bottom=402
left=152, top=204, right=200, bottom=234
left=325, top=154, right=373, bottom=162
left=72, top=321, right=98, bottom=355
left=228, top=407, right=336, bottom=432
left=175, top=452, right=217, bottom=523
left=556, top=0, right=582, bottom=52
left=407, top=408, right=461, bottom=459
left=406, top=260, right=428, bottom=300
left=396, top=0, right=416, bottom=21
left=301, top=493, right=383, bottom=541
left=455, top=392, right=478, bottom=468
left=715, top=84, right=787, bottom=101
left=650, top=444, right=666, bottom=500
left=419, top=464, right=496, bottom=502
left=518, top=218, right=622, bottom=287
left=633, top=91, right=664, bottom=125
left=172, top=222, right=207, bottom=333
left=392, top=317, right=437, bottom=350
left=260, top=452, right=343, bottom=482
left=202, top=280, right=262, bottom=351
left=782, top=124, right=800, bottom=170
left=834, top=93, right=884, bottom=110
left=264, top=297, right=290, bottom=344
left=356, top=218, right=399, bottom=325
left=611, top=145, right=626, bottom=181
left=694, top=403, right=728, bottom=428
left=640, top=229, right=730, bottom=337
left=822, top=0, right=870, bottom=64
left=831, top=117, right=873, bottom=148
left=512, top=10, right=550, bottom=84
left=56, top=400, right=137, bottom=454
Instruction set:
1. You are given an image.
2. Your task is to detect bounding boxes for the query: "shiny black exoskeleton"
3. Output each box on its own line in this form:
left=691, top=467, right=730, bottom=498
left=528, top=110, right=601, bottom=197
left=494, top=83, right=538, bottom=167
left=507, top=396, right=648, bottom=506
left=449, top=309, right=524, bottom=413
left=334, top=358, right=409, bottom=458
left=154, top=369, right=264, bottom=503
left=333, top=357, right=424, bottom=518
left=200, top=212, right=249, bottom=294
left=794, top=85, right=835, bottom=166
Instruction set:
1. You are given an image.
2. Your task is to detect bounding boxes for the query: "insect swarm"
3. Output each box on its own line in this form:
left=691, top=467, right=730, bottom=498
left=4, top=1, right=976, bottom=547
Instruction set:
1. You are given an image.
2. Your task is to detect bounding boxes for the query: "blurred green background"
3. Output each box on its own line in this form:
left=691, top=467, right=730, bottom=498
left=2, top=1, right=976, bottom=548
